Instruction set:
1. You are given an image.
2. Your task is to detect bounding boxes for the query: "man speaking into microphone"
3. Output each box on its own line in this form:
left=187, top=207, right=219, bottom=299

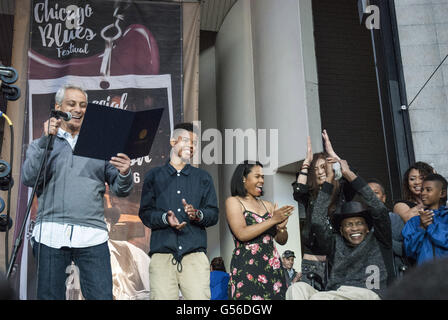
left=21, top=84, right=133, bottom=300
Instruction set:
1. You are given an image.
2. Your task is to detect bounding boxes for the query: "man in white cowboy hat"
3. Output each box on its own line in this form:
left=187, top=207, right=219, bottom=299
left=286, top=159, right=394, bottom=300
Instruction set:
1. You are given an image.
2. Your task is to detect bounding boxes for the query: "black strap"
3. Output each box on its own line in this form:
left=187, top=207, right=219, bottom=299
left=258, top=199, right=269, bottom=215
left=236, top=198, right=247, bottom=211
left=237, top=197, right=270, bottom=216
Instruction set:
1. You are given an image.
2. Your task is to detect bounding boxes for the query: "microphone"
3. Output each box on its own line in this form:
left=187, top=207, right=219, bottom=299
left=50, top=110, right=72, bottom=121
left=0, top=215, right=12, bottom=232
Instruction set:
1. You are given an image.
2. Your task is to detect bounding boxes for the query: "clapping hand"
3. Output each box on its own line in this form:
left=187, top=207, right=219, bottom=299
left=408, top=203, right=424, bottom=220
left=167, top=210, right=187, bottom=230
left=325, top=157, right=338, bottom=183
left=322, top=129, right=341, bottom=161
left=339, top=159, right=357, bottom=182
left=272, top=203, right=294, bottom=224
left=182, top=198, right=200, bottom=221
left=419, top=208, right=434, bottom=229
left=277, top=216, right=289, bottom=230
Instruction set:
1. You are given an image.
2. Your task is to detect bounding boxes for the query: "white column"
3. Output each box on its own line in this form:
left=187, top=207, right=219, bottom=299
left=215, top=0, right=321, bottom=272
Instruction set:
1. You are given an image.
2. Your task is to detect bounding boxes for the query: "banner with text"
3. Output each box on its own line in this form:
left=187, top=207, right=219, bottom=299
left=13, top=0, right=182, bottom=300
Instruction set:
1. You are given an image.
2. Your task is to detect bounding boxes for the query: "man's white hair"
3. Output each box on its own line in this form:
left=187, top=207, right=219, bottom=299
left=55, top=84, right=88, bottom=105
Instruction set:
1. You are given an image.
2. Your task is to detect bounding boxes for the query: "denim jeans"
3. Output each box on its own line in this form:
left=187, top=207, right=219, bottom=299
left=32, top=241, right=113, bottom=300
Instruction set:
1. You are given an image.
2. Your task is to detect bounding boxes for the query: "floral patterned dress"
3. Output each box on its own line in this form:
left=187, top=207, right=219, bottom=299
left=228, top=201, right=286, bottom=300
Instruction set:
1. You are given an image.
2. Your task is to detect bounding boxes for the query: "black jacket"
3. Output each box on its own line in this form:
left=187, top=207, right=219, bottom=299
left=138, top=162, right=219, bottom=263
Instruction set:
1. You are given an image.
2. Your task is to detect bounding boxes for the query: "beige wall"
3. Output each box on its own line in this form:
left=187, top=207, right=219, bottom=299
left=183, top=2, right=201, bottom=123
left=213, top=0, right=321, bottom=272
left=215, top=0, right=258, bottom=270
left=199, top=45, right=221, bottom=260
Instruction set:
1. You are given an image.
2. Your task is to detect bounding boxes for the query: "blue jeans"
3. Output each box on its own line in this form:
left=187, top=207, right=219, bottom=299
left=32, top=241, right=113, bottom=300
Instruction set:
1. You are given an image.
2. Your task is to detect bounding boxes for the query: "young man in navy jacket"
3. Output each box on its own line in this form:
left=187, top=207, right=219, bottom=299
left=139, top=122, right=219, bottom=300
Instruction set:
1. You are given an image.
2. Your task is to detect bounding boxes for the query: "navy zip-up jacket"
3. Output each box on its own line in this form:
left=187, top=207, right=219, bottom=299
left=138, top=161, right=219, bottom=263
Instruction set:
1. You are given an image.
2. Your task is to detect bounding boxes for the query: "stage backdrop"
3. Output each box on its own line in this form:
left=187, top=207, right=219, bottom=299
left=8, top=0, right=198, bottom=300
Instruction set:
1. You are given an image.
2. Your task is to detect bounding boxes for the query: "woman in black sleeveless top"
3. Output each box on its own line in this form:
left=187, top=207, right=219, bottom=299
left=391, top=162, right=435, bottom=270
left=393, top=162, right=435, bottom=224
left=226, top=161, right=294, bottom=300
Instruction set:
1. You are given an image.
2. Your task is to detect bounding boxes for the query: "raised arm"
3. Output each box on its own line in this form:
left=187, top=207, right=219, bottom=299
left=293, top=136, right=313, bottom=220
left=340, top=160, right=392, bottom=248
left=297, top=136, right=313, bottom=185
left=322, top=129, right=341, bottom=161
left=309, top=158, right=338, bottom=254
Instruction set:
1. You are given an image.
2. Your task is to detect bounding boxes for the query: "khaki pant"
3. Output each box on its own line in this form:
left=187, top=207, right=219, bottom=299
left=149, top=252, right=211, bottom=300
left=286, top=282, right=380, bottom=300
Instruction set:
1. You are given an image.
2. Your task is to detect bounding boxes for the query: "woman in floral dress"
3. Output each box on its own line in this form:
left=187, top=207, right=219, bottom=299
left=226, top=161, right=295, bottom=300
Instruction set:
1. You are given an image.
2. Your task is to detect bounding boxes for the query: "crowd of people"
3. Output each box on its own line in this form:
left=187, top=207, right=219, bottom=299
left=9, top=84, right=448, bottom=300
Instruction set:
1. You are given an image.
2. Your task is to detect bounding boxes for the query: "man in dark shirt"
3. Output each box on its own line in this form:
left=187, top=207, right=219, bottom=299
left=367, top=178, right=411, bottom=277
left=139, top=122, right=219, bottom=300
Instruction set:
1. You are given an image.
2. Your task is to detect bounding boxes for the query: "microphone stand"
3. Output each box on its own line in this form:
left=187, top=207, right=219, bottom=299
left=6, top=133, right=55, bottom=279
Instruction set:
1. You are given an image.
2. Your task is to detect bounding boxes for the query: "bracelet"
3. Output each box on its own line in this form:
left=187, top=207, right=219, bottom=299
left=301, top=165, right=310, bottom=170
left=299, top=171, right=308, bottom=176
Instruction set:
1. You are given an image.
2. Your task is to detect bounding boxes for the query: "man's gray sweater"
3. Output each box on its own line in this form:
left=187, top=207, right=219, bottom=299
left=21, top=135, right=133, bottom=231
left=311, top=176, right=394, bottom=294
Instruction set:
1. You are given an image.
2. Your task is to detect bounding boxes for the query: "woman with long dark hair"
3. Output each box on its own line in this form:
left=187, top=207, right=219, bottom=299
left=226, top=161, right=294, bottom=300
left=292, top=131, right=355, bottom=290
left=393, top=162, right=435, bottom=223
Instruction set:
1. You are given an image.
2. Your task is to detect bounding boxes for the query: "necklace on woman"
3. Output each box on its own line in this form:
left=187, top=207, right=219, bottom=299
left=241, top=196, right=265, bottom=214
